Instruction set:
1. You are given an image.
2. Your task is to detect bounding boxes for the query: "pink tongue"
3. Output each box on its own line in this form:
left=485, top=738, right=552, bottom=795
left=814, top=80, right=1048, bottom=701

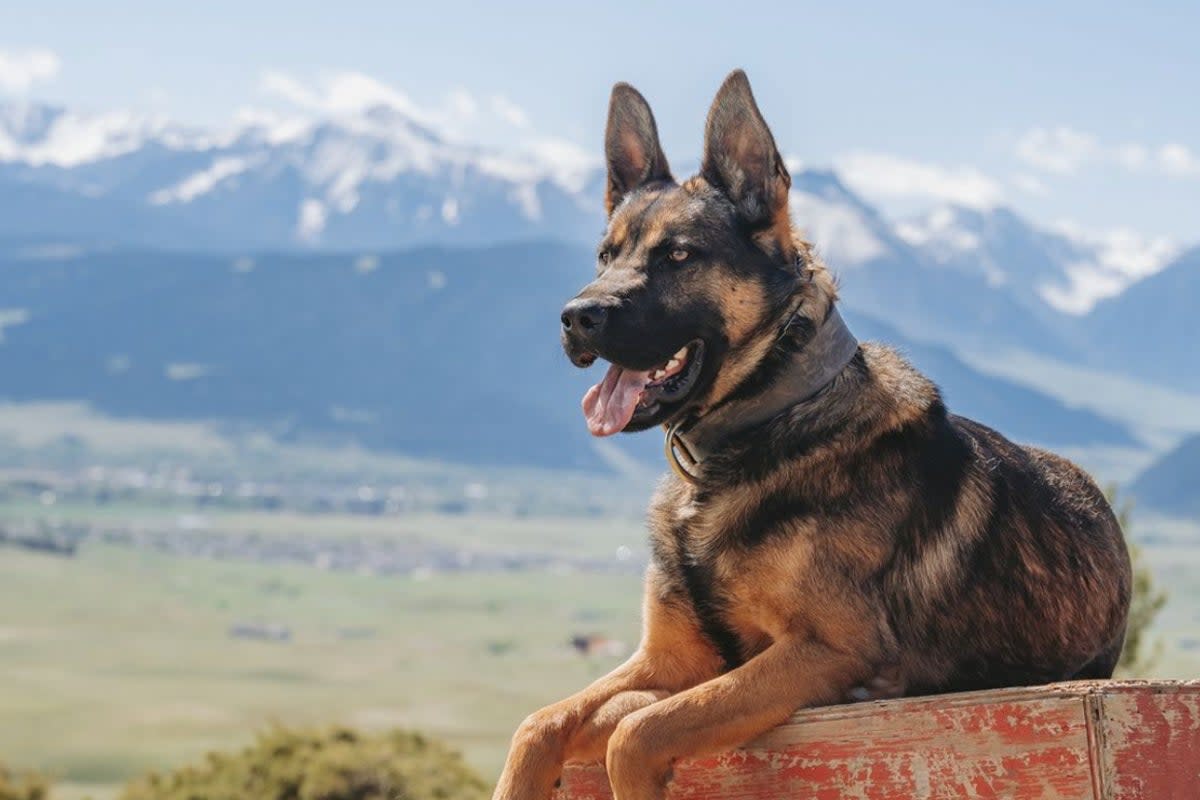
left=582, top=364, right=653, bottom=437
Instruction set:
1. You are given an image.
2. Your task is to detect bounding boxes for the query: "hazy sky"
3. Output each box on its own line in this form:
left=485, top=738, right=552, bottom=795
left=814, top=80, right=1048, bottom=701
left=2, top=1, right=1197, bottom=243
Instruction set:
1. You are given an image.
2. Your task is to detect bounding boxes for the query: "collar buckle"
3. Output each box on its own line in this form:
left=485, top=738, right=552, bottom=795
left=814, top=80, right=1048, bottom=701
left=665, top=420, right=701, bottom=485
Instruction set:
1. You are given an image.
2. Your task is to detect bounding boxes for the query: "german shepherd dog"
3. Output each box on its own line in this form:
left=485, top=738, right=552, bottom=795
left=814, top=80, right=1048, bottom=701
left=494, top=70, right=1131, bottom=800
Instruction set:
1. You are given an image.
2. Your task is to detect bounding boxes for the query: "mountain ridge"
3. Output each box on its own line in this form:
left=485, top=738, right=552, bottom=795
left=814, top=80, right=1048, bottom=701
left=2, top=95, right=1196, bottom=407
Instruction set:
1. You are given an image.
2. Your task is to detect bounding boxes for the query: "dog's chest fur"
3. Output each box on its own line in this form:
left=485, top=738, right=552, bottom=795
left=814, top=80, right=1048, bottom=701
left=648, top=477, right=890, bottom=673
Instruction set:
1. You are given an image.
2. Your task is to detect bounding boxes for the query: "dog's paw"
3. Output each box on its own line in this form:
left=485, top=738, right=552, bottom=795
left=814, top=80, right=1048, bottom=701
left=843, top=667, right=906, bottom=702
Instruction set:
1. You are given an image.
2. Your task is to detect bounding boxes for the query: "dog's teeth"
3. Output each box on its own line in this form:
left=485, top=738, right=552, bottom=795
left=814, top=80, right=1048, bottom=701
left=674, top=346, right=688, bottom=360
left=666, top=358, right=680, bottom=371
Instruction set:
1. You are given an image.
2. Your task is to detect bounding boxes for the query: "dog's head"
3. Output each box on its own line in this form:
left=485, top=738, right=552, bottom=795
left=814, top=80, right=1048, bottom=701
left=562, top=70, right=837, bottom=437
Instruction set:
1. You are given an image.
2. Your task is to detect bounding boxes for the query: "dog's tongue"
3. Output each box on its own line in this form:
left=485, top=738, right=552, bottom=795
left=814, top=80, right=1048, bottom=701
left=582, top=363, right=652, bottom=437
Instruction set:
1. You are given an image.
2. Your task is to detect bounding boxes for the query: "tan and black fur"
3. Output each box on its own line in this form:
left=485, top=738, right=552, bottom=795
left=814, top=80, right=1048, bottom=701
left=495, top=70, right=1131, bottom=800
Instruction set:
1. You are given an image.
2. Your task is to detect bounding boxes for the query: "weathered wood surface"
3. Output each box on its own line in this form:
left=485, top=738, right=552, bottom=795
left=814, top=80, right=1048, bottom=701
left=553, top=680, right=1200, bottom=799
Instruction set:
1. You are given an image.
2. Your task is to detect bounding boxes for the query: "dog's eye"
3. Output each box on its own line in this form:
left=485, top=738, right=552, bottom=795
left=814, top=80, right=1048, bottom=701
left=598, top=249, right=613, bottom=265
left=669, top=248, right=690, bottom=263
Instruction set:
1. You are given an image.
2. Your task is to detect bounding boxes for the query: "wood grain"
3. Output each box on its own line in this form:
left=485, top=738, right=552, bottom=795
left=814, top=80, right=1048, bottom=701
left=552, top=681, right=1200, bottom=800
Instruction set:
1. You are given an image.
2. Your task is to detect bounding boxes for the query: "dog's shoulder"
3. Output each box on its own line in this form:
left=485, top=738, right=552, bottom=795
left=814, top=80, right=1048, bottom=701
left=857, top=341, right=942, bottom=416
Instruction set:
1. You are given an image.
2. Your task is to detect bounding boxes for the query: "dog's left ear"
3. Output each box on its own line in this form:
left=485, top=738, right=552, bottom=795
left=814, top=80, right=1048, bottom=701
left=701, top=70, right=792, bottom=233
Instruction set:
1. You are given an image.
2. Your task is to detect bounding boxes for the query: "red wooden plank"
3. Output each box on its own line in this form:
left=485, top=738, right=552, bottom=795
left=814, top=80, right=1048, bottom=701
left=1094, top=683, right=1200, bottom=799
left=553, top=681, right=1200, bottom=800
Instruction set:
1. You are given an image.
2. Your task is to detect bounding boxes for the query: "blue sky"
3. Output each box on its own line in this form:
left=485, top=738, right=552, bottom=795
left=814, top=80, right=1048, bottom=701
left=2, top=0, right=1198, bottom=243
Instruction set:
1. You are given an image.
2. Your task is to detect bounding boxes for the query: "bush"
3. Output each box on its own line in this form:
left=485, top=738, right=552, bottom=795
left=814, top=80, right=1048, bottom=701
left=1119, top=540, right=1168, bottom=676
left=0, top=763, right=49, bottom=800
left=119, top=726, right=489, bottom=800
left=1108, top=486, right=1168, bottom=677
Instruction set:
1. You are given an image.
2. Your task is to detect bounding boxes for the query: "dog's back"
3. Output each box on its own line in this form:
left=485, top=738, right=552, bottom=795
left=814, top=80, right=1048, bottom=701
left=895, top=407, right=1131, bottom=694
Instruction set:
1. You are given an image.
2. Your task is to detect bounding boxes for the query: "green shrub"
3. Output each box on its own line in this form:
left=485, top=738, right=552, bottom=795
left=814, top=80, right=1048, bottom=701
left=0, top=763, right=49, bottom=800
left=1107, top=486, right=1168, bottom=677
left=1119, top=539, right=1168, bottom=676
left=119, top=726, right=489, bottom=800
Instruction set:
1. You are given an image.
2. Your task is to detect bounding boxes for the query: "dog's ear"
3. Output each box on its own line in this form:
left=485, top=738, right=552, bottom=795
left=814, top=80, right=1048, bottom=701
left=604, top=82, right=672, bottom=215
left=701, top=70, right=792, bottom=232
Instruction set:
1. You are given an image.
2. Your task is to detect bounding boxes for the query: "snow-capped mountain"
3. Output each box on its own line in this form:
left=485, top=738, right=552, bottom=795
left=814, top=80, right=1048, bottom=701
left=1084, top=246, right=1200, bottom=392
left=1, top=96, right=1193, bottom=388
left=782, top=170, right=1084, bottom=357
left=4, top=93, right=1198, bottom=468
left=0, top=101, right=208, bottom=166
left=0, top=98, right=1180, bottom=301
left=0, top=99, right=602, bottom=250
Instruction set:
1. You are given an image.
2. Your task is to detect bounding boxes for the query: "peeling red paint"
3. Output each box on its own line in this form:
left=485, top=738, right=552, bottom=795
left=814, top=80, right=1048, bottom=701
left=554, top=681, right=1200, bottom=800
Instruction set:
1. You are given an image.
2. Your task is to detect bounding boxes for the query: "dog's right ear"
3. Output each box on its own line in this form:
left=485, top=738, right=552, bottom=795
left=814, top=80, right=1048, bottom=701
left=604, top=83, right=672, bottom=216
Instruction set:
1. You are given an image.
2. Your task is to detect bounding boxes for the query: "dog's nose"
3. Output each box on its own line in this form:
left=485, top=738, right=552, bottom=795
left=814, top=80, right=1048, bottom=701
left=561, top=299, right=609, bottom=335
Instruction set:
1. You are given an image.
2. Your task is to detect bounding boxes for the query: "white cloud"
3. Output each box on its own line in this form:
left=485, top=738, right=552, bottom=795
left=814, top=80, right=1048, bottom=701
left=258, top=70, right=533, bottom=143
left=0, top=48, right=60, bottom=93
left=525, top=136, right=598, bottom=193
left=1012, top=173, right=1049, bottom=196
left=490, top=94, right=530, bottom=129
left=834, top=152, right=1004, bottom=208
left=1014, top=127, right=1100, bottom=174
left=445, top=88, right=478, bottom=121
left=1016, top=126, right=1200, bottom=179
left=144, top=87, right=170, bottom=107
left=1158, top=143, right=1200, bottom=177
left=261, top=69, right=423, bottom=120
left=1113, top=143, right=1148, bottom=170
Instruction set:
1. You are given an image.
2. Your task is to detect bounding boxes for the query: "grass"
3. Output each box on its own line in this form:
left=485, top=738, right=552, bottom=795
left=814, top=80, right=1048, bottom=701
left=0, top=500, right=1197, bottom=799
left=0, top=538, right=644, bottom=798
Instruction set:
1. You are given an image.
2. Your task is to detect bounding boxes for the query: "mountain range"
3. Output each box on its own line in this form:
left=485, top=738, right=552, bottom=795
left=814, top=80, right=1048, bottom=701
left=0, top=99, right=1185, bottom=349
left=0, top=241, right=1135, bottom=473
left=0, top=96, right=1196, bottom=509
left=0, top=100, right=600, bottom=251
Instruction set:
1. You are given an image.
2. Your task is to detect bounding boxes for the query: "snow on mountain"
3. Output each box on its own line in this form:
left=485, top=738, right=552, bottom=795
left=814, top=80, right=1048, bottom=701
left=0, top=92, right=1189, bottom=377
left=0, top=95, right=601, bottom=248
left=789, top=168, right=894, bottom=267
left=149, top=156, right=261, bottom=205
left=1043, top=222, right=1179, bottom=313
left=1084, top=246, right=1200, bottom=393
left=897, top=205, right=1178, bottom=314
left=0, top=100, right=210, bottom=166
left=781, top=171, right=1082, bottom=358
left=0, top=94, right=1180, bottom=311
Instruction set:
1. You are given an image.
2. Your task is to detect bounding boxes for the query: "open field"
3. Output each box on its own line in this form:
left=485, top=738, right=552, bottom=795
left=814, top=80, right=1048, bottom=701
left=0, top=536, right=644, bottom=799
left=1, top=504, right=1197, bottom=799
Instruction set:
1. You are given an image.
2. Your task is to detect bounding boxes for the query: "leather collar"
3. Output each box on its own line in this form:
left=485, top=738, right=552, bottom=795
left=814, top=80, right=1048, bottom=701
left=664, top=305, right=858, bottom=483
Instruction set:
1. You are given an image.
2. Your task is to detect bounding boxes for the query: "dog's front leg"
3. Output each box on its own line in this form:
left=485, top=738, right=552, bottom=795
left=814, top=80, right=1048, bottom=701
left=495, top=655, right=683, bottom=800
left=605, top=635, right=872, bottom=800
left=493, top=577, right=724, bottom=800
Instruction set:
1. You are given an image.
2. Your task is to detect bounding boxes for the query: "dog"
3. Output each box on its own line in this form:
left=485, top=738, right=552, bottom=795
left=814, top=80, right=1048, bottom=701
left=493, top=70, right=1132, bottom=800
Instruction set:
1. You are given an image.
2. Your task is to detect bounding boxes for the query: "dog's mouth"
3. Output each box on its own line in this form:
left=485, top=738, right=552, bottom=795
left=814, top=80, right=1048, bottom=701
left=579, top=340, right=705, bottom=436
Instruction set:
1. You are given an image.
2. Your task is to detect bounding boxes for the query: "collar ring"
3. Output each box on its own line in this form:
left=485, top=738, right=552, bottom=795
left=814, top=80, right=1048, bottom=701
left=665, top=420, right=701, bottom=484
